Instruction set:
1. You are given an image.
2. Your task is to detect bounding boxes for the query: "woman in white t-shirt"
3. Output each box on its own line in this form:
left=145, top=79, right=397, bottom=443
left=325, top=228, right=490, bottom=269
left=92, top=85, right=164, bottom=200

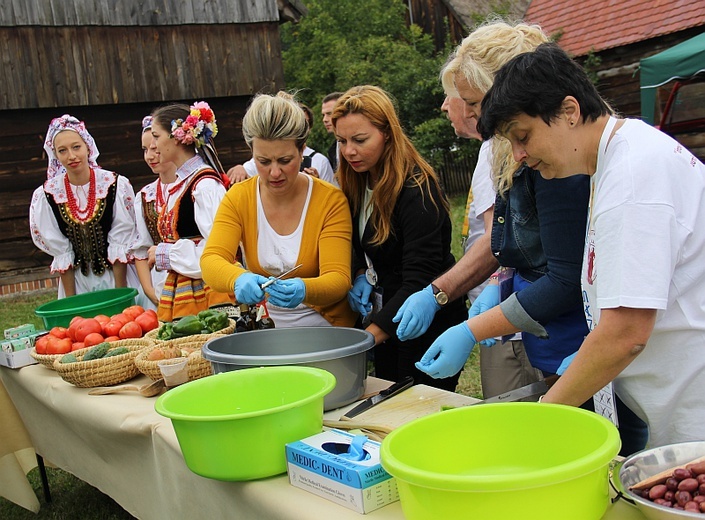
left=479, top=42, right=705, bottom=448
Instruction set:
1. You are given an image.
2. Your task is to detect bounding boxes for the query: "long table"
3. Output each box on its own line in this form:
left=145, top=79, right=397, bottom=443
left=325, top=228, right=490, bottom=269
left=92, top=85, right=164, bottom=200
left=0, top=365, right=645, bottom=519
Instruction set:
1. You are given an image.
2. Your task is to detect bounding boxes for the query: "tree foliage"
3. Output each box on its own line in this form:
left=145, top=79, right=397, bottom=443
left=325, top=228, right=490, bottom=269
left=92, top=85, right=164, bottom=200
left=280, top=0, right=468, bottom=168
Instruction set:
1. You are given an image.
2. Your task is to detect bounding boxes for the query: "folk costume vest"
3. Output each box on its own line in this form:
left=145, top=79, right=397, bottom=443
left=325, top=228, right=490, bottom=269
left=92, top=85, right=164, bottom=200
left=45, top=174, right=118, bottom=277
left=157, top=168, right=233, bottom=322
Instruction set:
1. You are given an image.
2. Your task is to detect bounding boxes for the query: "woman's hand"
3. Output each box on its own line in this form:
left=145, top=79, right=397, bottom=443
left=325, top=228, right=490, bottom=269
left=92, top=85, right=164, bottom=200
left=147, top=246, right=158, bottom=269
left=234, top=272, right=269, bottom=304
left=347, top=274, right=373, bottom=316
left=415, top=322, right=478, bottom=379
left=265, top=278, right=306, bottom=307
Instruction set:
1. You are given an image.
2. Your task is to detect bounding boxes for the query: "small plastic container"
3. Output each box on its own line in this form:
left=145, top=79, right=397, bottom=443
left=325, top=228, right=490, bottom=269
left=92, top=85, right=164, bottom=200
left=158, top=358, right=188, bottom=387
left=381, top=402, right=621, bottom=520
left=35, top=288, right=138, bottom=328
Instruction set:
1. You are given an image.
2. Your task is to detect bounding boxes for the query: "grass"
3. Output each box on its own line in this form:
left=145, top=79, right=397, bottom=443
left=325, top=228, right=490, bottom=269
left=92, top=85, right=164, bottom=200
left=448, top=193, right=482, bottom=400
left=0, top=195, right=479, bottom=518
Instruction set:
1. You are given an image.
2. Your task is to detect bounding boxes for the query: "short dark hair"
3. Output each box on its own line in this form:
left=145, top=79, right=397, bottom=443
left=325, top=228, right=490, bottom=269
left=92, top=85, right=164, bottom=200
left=322, top=92, right=344, bottom=104
left=478, top=42, right=610, bottom=140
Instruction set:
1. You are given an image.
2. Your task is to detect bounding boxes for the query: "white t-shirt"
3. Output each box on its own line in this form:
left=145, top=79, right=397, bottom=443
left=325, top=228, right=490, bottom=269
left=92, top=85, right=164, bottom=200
left=582, top=117, right=705, bottom=447
left=244, top=146, right=338, bottom=187
left=465, top=140, right=496, bottom=301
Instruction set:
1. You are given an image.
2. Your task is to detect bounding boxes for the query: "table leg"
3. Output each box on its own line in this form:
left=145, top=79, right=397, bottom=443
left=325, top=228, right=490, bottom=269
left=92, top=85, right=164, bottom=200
left=36, top=454, right=51, bottom=503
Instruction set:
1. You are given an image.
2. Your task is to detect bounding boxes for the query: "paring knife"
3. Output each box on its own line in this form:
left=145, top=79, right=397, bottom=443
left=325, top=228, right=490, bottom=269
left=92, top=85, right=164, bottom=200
left=471, top=380, right=548, bottom=405
left=342, top=376, right=415, bottom=419
left=260, top=264, right=303, bottom=289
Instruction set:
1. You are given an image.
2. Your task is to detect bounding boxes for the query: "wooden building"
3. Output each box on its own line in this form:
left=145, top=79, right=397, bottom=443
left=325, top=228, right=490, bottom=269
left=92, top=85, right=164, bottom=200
left=406, top=0, right=531, bottom=50
left=525, top=1, right=705, bottom=140
left=0, top=0, right=305, bottom=294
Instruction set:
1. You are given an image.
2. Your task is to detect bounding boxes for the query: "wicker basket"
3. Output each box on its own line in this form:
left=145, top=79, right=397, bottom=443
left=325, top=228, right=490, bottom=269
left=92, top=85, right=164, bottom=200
left=52, top=338, right=153, bottom=388
left=134, top=339, right=216, bottom=382
left=31, top=348, right=74, bottom=370
left=145, top=318, right=236, bottom=344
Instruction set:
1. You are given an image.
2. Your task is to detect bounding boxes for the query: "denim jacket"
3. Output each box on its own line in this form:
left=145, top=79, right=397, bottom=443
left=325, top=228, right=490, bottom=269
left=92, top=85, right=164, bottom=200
left=491, top=165, right=590, bottom=371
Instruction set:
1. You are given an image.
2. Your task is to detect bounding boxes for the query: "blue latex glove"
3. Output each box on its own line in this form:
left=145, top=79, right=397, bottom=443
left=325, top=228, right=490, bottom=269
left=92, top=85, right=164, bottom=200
left=468, top=284, right=500, bottom=318
left=393, top=285, right=441, bottom=341
left=467, top=284, right=499, bottom=347
left=556, top=352, right=577, bottom=376
left=415, top=322, right=477, bottom=379
left=338, top=435, right=370, bottom=462
left=265, top=278, right=306, bottom=308
left=348, top=274, right=373, bottom=317
left=234, top=272, right=269, bottom=304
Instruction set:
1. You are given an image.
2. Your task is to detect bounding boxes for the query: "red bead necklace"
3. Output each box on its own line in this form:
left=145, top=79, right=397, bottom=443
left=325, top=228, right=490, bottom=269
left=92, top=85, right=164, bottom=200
left=65, top=168, right=97, bottom=223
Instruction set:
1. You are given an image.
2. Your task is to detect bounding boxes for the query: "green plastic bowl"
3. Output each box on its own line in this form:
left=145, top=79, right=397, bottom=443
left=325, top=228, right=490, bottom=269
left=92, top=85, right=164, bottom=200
left=34, top=287, right=138, bottom=328
left=381, top=403, right=620, bottom=520
left=155, top=366, right=336, bottom=481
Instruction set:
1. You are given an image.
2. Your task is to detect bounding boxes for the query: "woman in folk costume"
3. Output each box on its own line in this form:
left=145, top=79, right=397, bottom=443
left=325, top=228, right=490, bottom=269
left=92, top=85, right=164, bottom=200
left=147, top=101, right=233, bottom=321
left=30, top=114, right=140, bottom=298
left=129, top=116, right=178, bottom=311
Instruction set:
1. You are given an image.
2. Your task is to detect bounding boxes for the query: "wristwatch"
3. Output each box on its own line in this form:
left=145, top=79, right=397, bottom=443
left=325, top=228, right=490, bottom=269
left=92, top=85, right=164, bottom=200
left=431, top=283, right=449, bottom=307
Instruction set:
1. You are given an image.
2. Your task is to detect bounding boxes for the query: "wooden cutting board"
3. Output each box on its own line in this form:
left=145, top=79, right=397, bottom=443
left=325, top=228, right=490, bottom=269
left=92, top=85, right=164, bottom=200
left=324, top=385, right=479, bottom=439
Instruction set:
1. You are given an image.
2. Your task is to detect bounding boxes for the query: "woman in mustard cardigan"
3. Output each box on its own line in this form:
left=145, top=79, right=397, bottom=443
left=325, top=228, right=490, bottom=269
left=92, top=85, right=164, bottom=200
left=201, top=92, right=356, bottom=328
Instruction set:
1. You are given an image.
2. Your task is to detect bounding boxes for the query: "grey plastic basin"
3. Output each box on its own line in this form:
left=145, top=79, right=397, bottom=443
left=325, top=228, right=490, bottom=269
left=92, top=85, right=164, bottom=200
left=202, top=327, right=375, bottom=411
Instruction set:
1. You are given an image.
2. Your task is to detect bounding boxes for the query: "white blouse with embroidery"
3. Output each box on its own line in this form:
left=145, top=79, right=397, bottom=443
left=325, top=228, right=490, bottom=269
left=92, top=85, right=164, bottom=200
left=29, top=168, right=138, bottom=297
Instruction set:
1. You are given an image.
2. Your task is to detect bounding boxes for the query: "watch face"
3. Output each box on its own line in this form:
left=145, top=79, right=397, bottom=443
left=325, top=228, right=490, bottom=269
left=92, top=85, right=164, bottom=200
left=435, top=291, right=449, bottom=306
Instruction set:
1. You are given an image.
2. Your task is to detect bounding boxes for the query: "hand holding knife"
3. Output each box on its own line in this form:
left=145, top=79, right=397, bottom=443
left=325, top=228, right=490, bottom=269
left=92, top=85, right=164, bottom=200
left=260, top=264, right=303, bottom=289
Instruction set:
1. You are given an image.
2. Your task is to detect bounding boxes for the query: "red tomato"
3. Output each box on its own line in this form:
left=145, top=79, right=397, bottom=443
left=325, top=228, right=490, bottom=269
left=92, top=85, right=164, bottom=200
left=123, top=305, right=145, bottom=321
left=104, top=336, right=120, bottom=342
left=50, top=326, right=68, bottom=339
left=103, top=320, right=124, bottom=338
left=75, top=318, right=102, bottom=342
left=119, top=321, right=142, bottom=339
left=134, top=312, right=158, bottom=333
left=67, top=317, right=84, bottom=341
left=83, top=332, right=105, bottom=347
left=143, top=309, right=157, bottom=318
left=94, top=314, right=110, bottom=325
left=110, top=313, right=130, bottom=326
left=35, top=335, right=49, bottom=354
left=71, top=342, right=85, bottom=352
left=69, top=315, right=84, bottom=327
left=47, top=337, right=72, bottom=355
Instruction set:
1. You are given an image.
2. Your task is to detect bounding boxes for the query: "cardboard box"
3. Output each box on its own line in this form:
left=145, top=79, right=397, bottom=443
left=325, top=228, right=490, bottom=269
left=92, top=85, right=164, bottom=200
left=0, top=347, right=37, bottom=368
left=286, top=429, right=398, bottom=514
left=4, top=323, right=36, bottom=340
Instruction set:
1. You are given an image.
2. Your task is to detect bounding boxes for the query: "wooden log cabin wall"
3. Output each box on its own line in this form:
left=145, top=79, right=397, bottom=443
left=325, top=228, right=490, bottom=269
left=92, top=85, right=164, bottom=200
left=0, top=0, right=301, bottom=294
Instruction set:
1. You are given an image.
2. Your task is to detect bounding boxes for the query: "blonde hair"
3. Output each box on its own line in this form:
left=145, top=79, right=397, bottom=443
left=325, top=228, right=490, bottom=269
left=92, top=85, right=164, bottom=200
left=242, top=91, right=309, bottom=151
left=332, top=85, right=448, bottom=246
left=442, top=19, right=549, bottom=196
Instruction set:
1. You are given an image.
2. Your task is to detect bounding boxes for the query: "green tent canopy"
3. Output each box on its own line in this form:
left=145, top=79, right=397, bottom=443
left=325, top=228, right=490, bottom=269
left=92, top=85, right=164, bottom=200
left=640, top=31, right=705, bottom=125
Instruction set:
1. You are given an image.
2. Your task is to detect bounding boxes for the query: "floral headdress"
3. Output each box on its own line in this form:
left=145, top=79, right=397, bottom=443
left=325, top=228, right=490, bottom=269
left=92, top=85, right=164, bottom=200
left=44, top=114, right=100, bottom=179
left=141, top=115, right=153, bottom=134
left=170, top=101, right=218, bottom=148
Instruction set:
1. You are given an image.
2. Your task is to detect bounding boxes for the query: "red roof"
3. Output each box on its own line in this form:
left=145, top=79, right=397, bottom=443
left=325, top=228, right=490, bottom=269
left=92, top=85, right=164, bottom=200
left=524, top=0, right=705, bottom=56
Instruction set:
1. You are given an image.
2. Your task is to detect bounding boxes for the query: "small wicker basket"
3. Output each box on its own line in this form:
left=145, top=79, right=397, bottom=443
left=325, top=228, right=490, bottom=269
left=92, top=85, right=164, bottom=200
left=52, top=338, right=153, bottom=388
left=144, top=319, right=236, bottom=344
left=134, top=339, right=217, bottom=382
left=31, top=348, right=76, bottom=370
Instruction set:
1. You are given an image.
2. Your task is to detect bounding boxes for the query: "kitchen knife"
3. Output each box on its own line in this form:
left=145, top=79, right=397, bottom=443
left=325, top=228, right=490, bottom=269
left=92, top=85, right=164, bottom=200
left=342, top=376, right=414, bottom=419
left=472, top=380, right=548, bottom=405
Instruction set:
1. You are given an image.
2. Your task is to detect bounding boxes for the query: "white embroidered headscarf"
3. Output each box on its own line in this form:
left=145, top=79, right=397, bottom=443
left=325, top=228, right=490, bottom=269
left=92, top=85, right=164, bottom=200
left=44, top=114, right=100, bottom=179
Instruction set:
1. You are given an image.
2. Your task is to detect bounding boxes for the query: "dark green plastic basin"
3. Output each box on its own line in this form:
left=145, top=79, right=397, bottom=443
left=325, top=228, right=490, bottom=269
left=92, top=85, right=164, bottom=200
left=35, top=288, right=138, bottom=328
